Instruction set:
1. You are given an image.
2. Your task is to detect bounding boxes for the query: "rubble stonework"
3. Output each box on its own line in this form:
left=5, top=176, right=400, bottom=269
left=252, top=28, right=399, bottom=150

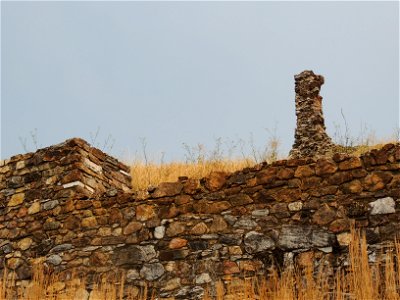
left=289, top=70, right=336, bottom=159
left=0, top=138, right=400, bottom=299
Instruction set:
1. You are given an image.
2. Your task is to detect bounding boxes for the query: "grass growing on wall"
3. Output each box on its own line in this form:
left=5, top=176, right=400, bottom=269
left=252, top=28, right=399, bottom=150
left=1, top=230, right=400, bottom=299
left=130, top=137, right=396, bottom=191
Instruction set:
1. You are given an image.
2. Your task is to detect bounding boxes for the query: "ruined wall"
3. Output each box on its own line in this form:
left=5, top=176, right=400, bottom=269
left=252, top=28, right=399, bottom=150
left=0, top=138, right=399, bottom=298
left=289, top=70, right=336, bottom=159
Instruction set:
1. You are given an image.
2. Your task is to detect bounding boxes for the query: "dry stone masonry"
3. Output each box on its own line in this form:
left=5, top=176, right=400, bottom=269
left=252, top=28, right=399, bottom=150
left=1, top=137, right=399, bottom=299
left=290, top=70, right=336, bottom=159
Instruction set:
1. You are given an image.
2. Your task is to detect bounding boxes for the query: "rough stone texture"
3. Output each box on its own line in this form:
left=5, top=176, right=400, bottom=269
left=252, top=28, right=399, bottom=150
left=140, top=263, right=165, bottom=281
left=1, top=138, right=400, bottom=299
left=244, top=231, right=275, bottom=253
left=369, top=197, right=396, bottom=215
left=289, top=70, right=336, bottom=159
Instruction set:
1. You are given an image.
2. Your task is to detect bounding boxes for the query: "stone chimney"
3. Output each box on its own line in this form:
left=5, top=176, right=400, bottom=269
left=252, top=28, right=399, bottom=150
left=289, top=70, right=335, bottom=159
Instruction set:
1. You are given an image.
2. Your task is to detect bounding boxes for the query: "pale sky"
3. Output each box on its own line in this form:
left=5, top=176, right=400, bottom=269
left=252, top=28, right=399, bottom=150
left=1, top=1, right=399, bottom=162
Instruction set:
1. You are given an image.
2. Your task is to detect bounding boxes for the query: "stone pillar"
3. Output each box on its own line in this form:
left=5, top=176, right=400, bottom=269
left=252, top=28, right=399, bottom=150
left=289, top=70, right=335, bottom=159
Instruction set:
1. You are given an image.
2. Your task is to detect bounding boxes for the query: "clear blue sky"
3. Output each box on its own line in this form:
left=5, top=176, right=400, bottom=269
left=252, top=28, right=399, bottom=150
left=1, top=1, right=399, bottom=162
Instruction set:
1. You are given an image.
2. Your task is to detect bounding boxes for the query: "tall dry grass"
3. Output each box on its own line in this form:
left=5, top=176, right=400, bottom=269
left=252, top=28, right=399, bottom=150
left=204, top=229, right=400, bottom=300
left=129, top=134, right=281, bottom=191
left=2, top=229, right=400, bottom=299
left=129, top=130, right=397, bottom=191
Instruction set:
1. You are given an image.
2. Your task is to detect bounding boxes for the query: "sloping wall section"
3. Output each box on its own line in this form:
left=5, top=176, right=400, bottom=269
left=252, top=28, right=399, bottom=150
left=0, top=138, right=399, bottom=298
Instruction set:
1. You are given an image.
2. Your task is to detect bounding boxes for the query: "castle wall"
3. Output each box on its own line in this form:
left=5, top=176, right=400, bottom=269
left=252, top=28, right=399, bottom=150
left=1, top=139, right=399, bottom=298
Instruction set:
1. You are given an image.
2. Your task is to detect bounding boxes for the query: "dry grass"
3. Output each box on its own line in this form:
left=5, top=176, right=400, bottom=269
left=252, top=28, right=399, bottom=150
left=130, top=140, right=396, bottom=191
left=205, top=229, right=400, bottom=300
left=130, top=159, right=255, bottom=191
left=2, top=229, right=400, bottom=299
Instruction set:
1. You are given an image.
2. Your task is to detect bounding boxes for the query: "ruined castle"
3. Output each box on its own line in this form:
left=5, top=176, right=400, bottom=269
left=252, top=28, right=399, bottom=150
left=0, top=71, right=399, bottom=299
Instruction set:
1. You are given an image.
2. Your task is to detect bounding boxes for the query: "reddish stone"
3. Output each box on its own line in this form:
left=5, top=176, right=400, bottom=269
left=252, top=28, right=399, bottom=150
left=123, top=221, right=143, bottom=235
left=341, top=180, right=363, bottom=194
left=294, top=165, right=315, bottom=178
left=190, top=222, right=209, bottom=235
left=109, top=208, right=123, bottom=224
left=224, top=186, right=242, bottom=196
left=246, top=177, right=257, bottom=187
left=152, top=182, right=183, bottom=198
left=93, top=208, right=108, bottom=216
left=351, top=169, right=368, bottom=178
left=223, top=261, right=240, bottom=275
left=194, top=200, right=231, bottom=214
left=363, top=172, right=393, bottom=191
left=301, top=176, right=322, bottom=190
left=339, top=157, right=362, bottom=170
left=270, top=203, right=289, bottom=216
left=174, top=195, right=191, bottom=205
left=256, top=167, right=278, bottom=184
left=395, top=146, right=400, bottom=161
left=332, top=153, right=349, bottom=162
left=315, top=158, right=337, bottom=175
left=166, top=222, right=186, bottom=237
left=374, top=150, right=389, bottom=165
left=61, top=169, right=83, bottom=184
left=227, top=194, right=253, bottom=206
left=312, top=204, right=336, bottom=225
left=277, top=168, right=295, bottom=180
left=309, top=186, right=337, bottom=197
left=81, top=216, right=98, bottom=228
left=169, top=238, right=188, bottom=249
left=100, top=236, right=126, bottom=245
left=209, top=216, right=228, bottom=233
left=205, top=171, right=228, bottom=191
left=183, top=179, right=201, bottom=194
left=269, top=188, right=301, bottom=202
left=327, top=172, right=353, bottom=185
left=16, top=207, right=28, bottom=218
left=329, top=219, right=350, bottom=233
left=136, top=204, right=156, bottom=221
left=287, top=158, right=307, bottom=167
left=75, top=200, right=93, bottom=210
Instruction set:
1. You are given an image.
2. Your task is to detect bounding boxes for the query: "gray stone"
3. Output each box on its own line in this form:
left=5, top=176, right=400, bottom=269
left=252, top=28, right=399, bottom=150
left=46, top=254, right=62, bottom=266
left=219, top=234, right=242, bottom=245
left=140, top=263, right=165, bottom=281
left=50, top=244, right=74, bottom=253
left=370, top=197, right=395, bottom=215
left=200, top=234, right=219, bottom=240
left=234, top=217, right=257, bottom=229
left=311, top=229, right=336, bottom=247
left=175, top=286, right=205, bottom=300
left=154, top=226, right=165, bottom=239
left=2, top=189, right=15, bottom=197
left=43, top=200, right=59, bottom=210
left=288, top=201, right=303, bottom=211
left=223, top=214, right=237, bottom=225
left=318, top=247, right=333, bottom=253
left=112, top=245, right=156, bottom=266
left=244, top=231, right=275, bottom=253
left=126, top=269, right=140, bottom=282
left=195, top=273, right=212, bottom=284
left=278, top=225, right=335, bottom=249
left=188, top=286, right=204, bottom=300
left=251, top=209, right=270, bottom=217
left=0, top=243, right=13, bottom=254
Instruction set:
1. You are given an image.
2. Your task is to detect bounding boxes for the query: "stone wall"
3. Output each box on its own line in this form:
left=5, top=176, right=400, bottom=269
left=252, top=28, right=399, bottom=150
left=289, top=70, right=336, bottom=159
left=1, top=138, right=399, bottom=298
